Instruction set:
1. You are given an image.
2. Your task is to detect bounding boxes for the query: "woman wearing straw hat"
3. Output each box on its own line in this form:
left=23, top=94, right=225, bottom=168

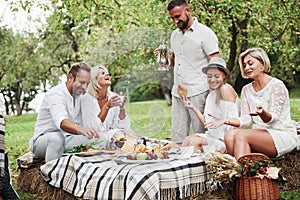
left=181, top=57, right=238, bottom=153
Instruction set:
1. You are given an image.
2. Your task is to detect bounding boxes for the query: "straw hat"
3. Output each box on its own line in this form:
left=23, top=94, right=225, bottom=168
left=202, top=57, right=230, bottom=76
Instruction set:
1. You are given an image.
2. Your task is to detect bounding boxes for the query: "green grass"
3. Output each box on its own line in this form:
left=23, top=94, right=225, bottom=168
left=4, top=98, right=300, bottom=199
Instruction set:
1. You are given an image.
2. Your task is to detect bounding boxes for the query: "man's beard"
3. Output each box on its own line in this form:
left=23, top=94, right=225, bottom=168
left=72, top=86, right=81, bottom=97
left=179, top=14, right=189, bottom=30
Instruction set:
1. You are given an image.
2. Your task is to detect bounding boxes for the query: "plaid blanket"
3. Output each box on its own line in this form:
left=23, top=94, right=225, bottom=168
left=0, top=115, right=5, bottom=177
left=40, top=153, right=212, bottom=200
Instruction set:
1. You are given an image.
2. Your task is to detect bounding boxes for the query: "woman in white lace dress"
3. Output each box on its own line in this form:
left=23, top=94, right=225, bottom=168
left=181, top=57, right=239, bottom=153
left=224, top=47, right=298, bottom=159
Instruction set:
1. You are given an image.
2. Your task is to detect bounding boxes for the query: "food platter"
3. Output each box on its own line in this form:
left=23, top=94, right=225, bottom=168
left=114, top=157, right=174, bottom=165
left=64, top=149, right=117, bottom=157
left=72, top=150, right=103, bottom=156
left=114, top=154, right=179, bottom=165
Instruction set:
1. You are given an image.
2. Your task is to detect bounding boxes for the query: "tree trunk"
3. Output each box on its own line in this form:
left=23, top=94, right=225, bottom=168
left=234, top=14, right=253, bottom=94
left=228, top=18, right=238, bottom=72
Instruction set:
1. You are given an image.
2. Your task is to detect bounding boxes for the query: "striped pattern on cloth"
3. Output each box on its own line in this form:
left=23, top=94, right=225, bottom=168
left=0, top=115, right=5, bottom=177
left=40, top=153, right=212, bottom=200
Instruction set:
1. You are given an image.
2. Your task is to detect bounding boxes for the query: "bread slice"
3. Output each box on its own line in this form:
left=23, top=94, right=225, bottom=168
left=178, top=84, right=188, bottom=98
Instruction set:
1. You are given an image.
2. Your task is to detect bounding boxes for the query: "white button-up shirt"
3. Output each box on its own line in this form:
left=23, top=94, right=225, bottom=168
left=171, top=18, right=219, bottom=97
left=29, top=83, right=81, bottom=150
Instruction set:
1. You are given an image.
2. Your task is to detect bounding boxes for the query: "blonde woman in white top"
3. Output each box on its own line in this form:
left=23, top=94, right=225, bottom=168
left=80, top=65, right=132, bottom=148
left=224, top=48, right=298, bottom=160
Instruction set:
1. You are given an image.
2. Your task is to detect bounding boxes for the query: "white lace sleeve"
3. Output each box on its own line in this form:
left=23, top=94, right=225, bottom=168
left=225, top=101, right=239, bottom=118
left=238, top=87, right=252, bottom=128
left=267, top=81, right=287, bottom=123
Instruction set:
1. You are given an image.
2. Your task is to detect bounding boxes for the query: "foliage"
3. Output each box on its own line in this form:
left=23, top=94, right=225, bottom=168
left=238, top=155, right=286, bottom=186
left=0, top=28, right=43, bottom=115
left=65, top=141, right=102, bottom=153
left=1, top=0, right=299, bottom=115
left=187, top=0, right=300, bottom=89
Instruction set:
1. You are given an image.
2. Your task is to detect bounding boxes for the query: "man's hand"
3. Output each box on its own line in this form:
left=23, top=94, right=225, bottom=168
left=77, top=126, right=100, bottom=139
left=153, top=48, right=159, bottom=57
left=205, top=114, right=225, bottom=129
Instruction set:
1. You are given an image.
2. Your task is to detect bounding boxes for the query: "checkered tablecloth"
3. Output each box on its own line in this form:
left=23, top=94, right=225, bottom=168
left=40, top=153, right=212, bottom=200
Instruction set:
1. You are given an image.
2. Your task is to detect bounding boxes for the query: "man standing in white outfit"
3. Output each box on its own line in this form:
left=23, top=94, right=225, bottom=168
left=29, top=62, right=100, bottom=162
left=167, top=0, right=220, bottom=144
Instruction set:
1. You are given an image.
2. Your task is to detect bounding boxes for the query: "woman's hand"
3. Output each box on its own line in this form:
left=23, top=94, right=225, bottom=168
left=249, top=105, right=272, bottom=123
left=249, top=105, right=264, bottom=116
left=205, top=114, right=225, bottom=129
left=181, top=96, right=194, bottom=109
left=107, top=95, right=122, bottom=108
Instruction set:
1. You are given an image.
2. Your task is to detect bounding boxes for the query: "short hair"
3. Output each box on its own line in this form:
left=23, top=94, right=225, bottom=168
left=86, top=65, right=111, bottom=98
left=167, top=0, right=188, bottom=11
left=68, top=62, right=91, bottom=80
left=238, top=47, right=271, bottom=79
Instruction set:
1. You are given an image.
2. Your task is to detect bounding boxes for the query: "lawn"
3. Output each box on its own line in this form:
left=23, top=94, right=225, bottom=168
left=4, top=89, right=300, bottom=199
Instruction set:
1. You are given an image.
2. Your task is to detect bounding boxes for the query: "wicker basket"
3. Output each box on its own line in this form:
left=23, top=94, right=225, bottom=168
left=236, top=176, right=280, bottom=200
left=236, top=153, right=280, bottom=200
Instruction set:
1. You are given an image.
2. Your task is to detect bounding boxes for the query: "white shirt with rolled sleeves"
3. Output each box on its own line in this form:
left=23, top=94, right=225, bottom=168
left=170, top=18, right=219, bottom=97
left=29, top=83, right=81, bottom=151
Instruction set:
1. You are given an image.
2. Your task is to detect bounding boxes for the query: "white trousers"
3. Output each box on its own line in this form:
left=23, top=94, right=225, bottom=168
left=33, top=132, right=98, bottom=162
left=171, top=91, right=208, bottom=144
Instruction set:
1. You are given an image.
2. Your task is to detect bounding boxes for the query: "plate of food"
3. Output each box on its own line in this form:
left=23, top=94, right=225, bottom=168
left=114, top=156, right=173, bottom=165
left=114, top=143, right=180, bottom=164
left=64, top=141, right=104, bottom=156
left=72, top=150, right=103, bottom=156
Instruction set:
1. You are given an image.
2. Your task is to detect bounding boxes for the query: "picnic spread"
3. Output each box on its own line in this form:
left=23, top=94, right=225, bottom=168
left=38, top=139, right=213, bottom=200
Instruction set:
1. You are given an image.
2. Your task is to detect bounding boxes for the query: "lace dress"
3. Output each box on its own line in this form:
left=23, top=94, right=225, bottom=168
left=239, top=78, right=298, bottom=157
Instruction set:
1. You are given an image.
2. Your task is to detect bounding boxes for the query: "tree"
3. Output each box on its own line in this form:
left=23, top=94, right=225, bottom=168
left=2, top=0, right=299, bottom=115
left=0, top=28, right=42, bottom=115
left=189, top=0, right=299, bottom=90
